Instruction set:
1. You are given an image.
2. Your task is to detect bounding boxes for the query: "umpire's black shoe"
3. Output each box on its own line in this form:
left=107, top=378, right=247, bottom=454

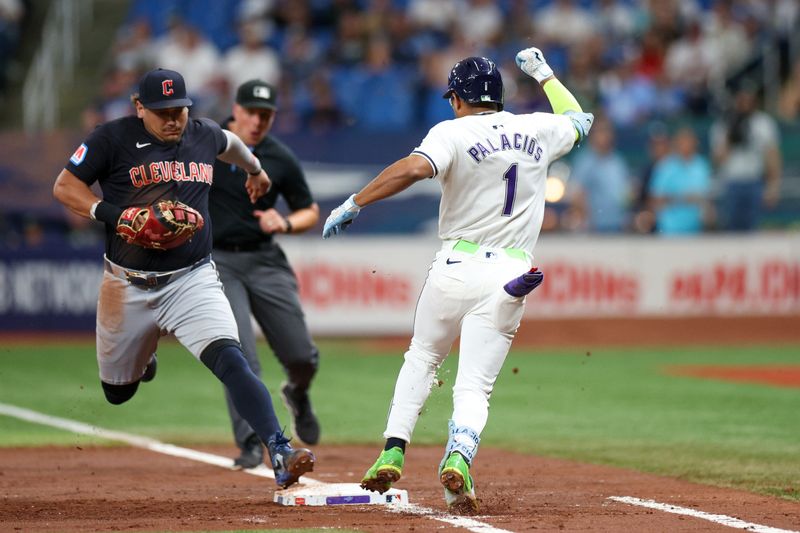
left=233, top=434, right=264, bottom=470
left=141, top=354, right=157, bottom=383
left=280, top=382, right=321, bottom=445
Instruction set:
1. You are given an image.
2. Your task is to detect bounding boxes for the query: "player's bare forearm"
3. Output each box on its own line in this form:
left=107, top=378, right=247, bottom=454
left=53, top=169, right=101, bottom=219
left=354, top=155, right=433, bottom=207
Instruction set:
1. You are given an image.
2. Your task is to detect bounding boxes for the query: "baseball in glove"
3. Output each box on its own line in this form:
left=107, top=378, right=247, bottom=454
left=116, top=200, right=204, bottom=250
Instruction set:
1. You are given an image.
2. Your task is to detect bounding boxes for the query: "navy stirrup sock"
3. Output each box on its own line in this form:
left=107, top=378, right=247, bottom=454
left=201, top=340, right=281, bottom=442
left=385, top=437, right=406, bottom=452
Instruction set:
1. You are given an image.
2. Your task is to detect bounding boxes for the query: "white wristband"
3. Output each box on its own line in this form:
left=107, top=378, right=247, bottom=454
left=89, top=200, right=101, bottom=220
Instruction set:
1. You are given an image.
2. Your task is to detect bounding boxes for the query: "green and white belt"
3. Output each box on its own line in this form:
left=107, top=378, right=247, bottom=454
left=451, top=239, right=528, bottom=261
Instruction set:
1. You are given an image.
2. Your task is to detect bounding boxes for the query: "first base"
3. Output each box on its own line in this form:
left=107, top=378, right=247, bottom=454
left=274, top=483, right=408, bottom=506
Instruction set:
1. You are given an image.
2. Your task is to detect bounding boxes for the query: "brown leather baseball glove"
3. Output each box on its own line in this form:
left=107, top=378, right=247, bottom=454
left=116, top=200, right=204, bottom=250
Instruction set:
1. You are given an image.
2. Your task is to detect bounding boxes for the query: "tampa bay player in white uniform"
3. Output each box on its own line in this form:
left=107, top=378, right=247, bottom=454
left=322, top=47, right=593, bottom=513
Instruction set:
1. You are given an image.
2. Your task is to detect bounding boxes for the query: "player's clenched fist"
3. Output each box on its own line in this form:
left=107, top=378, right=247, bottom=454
left=322, top=194, right=361, bottom=239
left=515, top=47, right=554, bottom=83
left=116, top=200, right=204, bottom=250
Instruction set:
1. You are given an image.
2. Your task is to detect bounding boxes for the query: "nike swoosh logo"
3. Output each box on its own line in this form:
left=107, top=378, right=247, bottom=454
left=136, top=142, right=151, bottom=148
left=446, top=258, right=461, bottom=265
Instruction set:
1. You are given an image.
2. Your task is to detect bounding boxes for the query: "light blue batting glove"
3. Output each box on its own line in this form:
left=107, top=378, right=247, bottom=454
left=565, top=110, right=594, bottom=146
left=515, top=47, right=554, bottom=83
left=322, top=194, right=361, bottom=239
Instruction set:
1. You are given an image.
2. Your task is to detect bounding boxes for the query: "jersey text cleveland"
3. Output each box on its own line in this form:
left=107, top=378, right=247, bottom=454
left=129, top=161, right=214, bottom=188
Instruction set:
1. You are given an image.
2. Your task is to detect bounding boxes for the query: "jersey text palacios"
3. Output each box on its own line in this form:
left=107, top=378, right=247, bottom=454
left=129, top=161, right=214, bottom=188
left=466, top=132, right=543, bottom=164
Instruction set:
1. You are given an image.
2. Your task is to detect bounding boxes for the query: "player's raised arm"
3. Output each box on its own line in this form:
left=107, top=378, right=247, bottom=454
left=217, top=129, right=271, bottom=203
left=516, top=46, right=594, bottom=144
left=322, top=154, right=433, bottom=239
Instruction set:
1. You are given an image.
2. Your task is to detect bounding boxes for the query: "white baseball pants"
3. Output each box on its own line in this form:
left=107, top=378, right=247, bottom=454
left=384, top=240, right=531, bottom=442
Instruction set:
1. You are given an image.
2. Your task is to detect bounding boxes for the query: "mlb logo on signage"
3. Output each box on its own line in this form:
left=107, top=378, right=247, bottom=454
left=70, top=143, right=88, bottom=165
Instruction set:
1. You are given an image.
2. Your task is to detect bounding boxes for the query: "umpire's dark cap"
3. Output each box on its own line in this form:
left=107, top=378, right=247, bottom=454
left=236, top=79, right=278, bottom=110
left=137, top=68, right=193, bottom=109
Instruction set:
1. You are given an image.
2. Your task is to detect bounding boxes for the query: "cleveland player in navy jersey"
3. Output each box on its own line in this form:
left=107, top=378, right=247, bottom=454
left=52, top=68, right=315, bottom=489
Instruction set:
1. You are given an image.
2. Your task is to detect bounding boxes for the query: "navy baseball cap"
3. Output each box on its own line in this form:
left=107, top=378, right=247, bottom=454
left=137, top=68, right=193, bottom=109
left=236, top=79, right=278, bottom=110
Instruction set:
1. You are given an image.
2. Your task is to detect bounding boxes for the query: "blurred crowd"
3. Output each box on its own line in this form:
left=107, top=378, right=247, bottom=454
left=558, top=81, right=782, bottom=236
left=86, top=0, right=800, bottom=133
left=3, top=0, right=799, bottom=250
left=0, top=0, right=26, bottom=99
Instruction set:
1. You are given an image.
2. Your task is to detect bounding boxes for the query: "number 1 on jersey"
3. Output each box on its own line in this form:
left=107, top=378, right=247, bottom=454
left=502, top=163, right=518, bottom=216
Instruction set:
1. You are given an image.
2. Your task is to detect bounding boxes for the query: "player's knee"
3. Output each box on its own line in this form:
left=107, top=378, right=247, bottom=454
left=200, top=338, right=249, bottom=381
left=404, top=340, right=441, bottom=367
left=286, top=359, right=317, bottom=390
left=101, top=380, right=140, bottom=405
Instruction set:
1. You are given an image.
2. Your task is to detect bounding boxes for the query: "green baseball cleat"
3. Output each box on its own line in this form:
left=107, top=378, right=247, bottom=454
left=440, top=451, right=478, bottom=514
left=360, top=446, right=404, bottom=494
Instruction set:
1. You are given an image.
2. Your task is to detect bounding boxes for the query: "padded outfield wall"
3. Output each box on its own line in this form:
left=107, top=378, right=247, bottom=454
left=0, top=234, right=798, bottom=334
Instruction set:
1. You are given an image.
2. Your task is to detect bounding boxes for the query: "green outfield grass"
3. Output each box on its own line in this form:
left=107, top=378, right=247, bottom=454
left=0, top=339, right=798, bottom=501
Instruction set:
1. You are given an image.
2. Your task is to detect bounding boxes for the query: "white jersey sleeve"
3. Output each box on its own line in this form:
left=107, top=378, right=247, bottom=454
left=412, top=121, right=457, bottom=179
left=528, top=112, right=576, bottom=162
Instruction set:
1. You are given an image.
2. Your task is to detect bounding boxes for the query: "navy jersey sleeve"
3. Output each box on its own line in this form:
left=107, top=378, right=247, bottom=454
left=280, top=149, right=314, bottom=211
left=64, top=125, right=113, bottom=185
left=198, top=117, right=228, bottom=155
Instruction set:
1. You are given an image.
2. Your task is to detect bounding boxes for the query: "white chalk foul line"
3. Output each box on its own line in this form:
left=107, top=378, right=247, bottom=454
left=0, top=402, right=511, bottom=533
left=389, top=503, right=513, bottom=533
left=0, top=402, right=273, bottom=475
left=609, top=496, right=799, bottom=533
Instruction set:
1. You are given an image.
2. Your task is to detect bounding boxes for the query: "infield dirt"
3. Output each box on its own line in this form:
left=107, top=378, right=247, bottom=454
left=1, top=444, right=798, bottom=532
left=2, top=316, right=799, bottom=532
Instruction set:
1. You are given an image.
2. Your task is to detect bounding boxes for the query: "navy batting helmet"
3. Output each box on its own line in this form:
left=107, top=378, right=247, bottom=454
left=443, top=56, right=504, bottom=110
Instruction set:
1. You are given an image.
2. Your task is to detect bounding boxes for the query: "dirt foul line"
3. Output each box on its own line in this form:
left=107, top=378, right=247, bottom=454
left=609, top=496, right=800, bottom=533
left=0, top=402, right=512, bottom=533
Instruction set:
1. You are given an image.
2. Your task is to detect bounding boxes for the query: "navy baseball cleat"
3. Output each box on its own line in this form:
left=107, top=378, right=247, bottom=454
left=141, top=354, right=157, bottom=383
left=503, top=268, right=544, bottom=297
left=267, top=430, right=315, bottom=489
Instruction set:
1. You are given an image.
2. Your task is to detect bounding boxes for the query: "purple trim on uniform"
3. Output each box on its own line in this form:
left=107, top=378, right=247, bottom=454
left=412, top=150, right=438, bottom=177
left=326, top=495, right=372, bottom=505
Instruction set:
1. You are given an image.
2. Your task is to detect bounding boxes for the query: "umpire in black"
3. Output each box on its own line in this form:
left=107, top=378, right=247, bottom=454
left=210, top=79, right=321, bottom=468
